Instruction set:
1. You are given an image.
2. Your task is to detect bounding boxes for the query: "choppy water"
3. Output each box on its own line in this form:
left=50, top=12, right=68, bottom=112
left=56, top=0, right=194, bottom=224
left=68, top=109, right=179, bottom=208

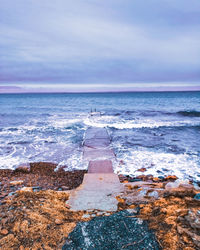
left=0, top=92, right=200, bottom=182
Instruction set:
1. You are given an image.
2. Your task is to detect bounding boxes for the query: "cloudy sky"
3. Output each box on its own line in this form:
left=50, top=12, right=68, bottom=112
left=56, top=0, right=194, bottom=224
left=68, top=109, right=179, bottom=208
left=0, top=0, right=200, bottom=92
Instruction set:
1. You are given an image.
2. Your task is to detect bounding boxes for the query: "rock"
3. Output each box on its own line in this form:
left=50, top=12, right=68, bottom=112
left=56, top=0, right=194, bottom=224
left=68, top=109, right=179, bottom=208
left=1, top=229, right=8, bottom=235
left=55, top=219, right=63, bottom=225
left=19, top=246, right=25, bottom=250
left=129, top=178, right=143, bottom=182
left=62, top=210, right=161, bottom=250
left=1, top=218, right=8, bottom=225
left=15, top=163, right=30, bottom=173
left=153, top=177, right=160, bottom=182
left=137, top=168, right=147, bottom=172
left=20, top=220, right=29, bottom=232
left=54, top=165, right=68, bottom=172
left=18, top=187, right=33, bottom=192
left=61, top=186, right=69, bottom=190
left=10, top=180, right=23, bottom=186
left=0, top=234, right=15, bottom=245
left=65, top=203, right=71, bottom=209
left=148, top=191, right=159, bottom=199
left=164, top=175, right=178, bottom=181
left=165, top=181, right=180, bottom=189
left=194, top=193, right=200, bottom=200
left=177, top=225, right=200, bottom=248
left=82, top=214, right=91, bottom=219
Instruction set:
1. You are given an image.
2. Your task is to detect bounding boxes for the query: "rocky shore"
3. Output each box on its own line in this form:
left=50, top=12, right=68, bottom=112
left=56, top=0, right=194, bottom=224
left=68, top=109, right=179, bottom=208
left=0, top=162, right=200, bottom=249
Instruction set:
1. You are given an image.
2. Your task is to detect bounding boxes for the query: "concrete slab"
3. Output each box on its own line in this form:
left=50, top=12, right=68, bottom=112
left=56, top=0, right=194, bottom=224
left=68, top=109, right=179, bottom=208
left=84, top=127, right=109, bottom=140
left=84, top=138, right=110, bottom=148
left=88, top=160, right=113, bottom=173
left=83, top=147, right=115, bottom=161
left=68, top=173, right=123, bottom=211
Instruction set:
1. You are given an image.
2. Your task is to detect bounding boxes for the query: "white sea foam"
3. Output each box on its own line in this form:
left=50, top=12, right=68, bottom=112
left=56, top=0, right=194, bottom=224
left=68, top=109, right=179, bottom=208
left=84, top=116, right=200, bottom=129
left=50, top=118, right=82, bottom=129
left=113, top=147, right=200, bottom=181
left=57, top=150, right=87, bottom=171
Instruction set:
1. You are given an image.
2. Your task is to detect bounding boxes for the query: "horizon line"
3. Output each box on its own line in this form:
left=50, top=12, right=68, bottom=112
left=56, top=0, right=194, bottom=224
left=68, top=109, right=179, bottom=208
left=1, top=89, right=200, bottom=94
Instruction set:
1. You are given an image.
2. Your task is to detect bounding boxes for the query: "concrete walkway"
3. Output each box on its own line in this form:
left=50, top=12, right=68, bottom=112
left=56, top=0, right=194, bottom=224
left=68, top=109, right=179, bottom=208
left=68, top=127, right=123, bottom=211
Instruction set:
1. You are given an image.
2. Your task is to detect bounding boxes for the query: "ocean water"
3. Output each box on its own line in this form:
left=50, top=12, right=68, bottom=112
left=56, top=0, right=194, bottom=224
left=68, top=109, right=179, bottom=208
left=0, top=92, right=200, bottom=182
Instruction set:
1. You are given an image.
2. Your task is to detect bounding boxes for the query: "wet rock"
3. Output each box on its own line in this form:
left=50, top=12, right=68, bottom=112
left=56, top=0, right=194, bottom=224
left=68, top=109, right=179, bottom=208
left=62, top=210, right=161, bottom=250
left=61, top=186, right=69, bottom=190
left=137, top=168, right=147, bottom=172
left=194, top=193, right=200, bottom=200
left=32, top=186, right=42, bottom=192
left=82, top=214, right=90, bottom=219
left=164, top=175, right=178, bottom=181
left=14, top=163, right=30, bottom=173
left=129, top=178, right=143, bottom=182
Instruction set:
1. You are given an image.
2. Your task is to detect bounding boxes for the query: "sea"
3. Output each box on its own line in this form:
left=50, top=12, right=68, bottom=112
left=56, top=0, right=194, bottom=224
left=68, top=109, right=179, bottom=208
left=0, top=91, right=200, bottom=183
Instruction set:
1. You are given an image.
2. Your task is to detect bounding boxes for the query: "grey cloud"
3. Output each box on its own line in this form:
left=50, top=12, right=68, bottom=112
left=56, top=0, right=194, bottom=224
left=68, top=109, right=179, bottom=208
left=0, top=0, right=200, bottom=88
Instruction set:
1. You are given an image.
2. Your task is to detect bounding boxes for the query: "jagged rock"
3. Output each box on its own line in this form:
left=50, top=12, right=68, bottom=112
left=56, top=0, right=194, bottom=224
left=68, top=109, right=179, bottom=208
left=177, top=225, right=200, bottom=248
left=62, top=210, right=161, bottom=250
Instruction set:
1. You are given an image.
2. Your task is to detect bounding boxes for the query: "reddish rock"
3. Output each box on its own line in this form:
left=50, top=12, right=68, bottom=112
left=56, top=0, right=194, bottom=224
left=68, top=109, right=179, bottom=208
left=1, top=229, right=8, bottom=235
left=65, top=203, right=71, bottom=209
left=164, top=175, right=178, bottom=181
left=137, top=168, right=147, bottom=172
left=55, top=219, right=63, bottom=225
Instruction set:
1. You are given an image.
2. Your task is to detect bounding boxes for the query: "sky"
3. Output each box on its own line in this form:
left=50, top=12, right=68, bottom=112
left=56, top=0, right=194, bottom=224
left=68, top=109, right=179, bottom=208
left=0, top=0, right=200, bottom=92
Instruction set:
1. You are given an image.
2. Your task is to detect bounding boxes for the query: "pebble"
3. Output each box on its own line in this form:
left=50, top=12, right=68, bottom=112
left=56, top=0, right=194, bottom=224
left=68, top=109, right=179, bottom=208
left=127, top=208, right=138, bottom=214
left=1, top=229, right=8, bottom=235
left=55, top=219, right=63, bottom=225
